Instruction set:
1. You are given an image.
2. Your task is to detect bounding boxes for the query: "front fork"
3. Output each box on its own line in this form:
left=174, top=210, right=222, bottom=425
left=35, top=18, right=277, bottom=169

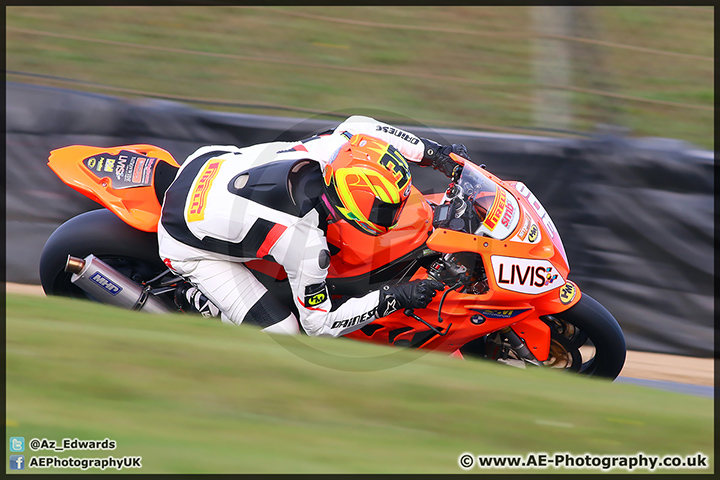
left=499, top=327, right=543, bottom=366
left=486, top=282, right=584, bottom=365
left=485, top=318, right=552, bottom=366
left=509, top=317, right=551, bottom=363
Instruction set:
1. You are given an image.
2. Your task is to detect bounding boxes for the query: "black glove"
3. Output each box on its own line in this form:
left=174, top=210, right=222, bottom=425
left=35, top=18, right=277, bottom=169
left=377, top=279, right=445, bottom=317
left=420, top=138, right=471, bottom=178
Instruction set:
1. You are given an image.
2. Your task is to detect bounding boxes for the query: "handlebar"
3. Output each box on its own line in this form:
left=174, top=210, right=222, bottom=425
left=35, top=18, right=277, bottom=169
left=404, top=308, right=451, bottom=336
left=402, top=280, right=463, bottom=337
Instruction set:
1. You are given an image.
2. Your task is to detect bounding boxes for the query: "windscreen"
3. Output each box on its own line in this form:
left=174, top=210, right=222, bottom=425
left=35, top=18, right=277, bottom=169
left=453, top=165, right=521, bottom=240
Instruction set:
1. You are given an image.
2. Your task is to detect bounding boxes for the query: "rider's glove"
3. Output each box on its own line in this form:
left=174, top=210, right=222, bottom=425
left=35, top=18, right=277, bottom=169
left=419, top=138, right=470, bottom=178
left=376, top=279, right=445, bottom=318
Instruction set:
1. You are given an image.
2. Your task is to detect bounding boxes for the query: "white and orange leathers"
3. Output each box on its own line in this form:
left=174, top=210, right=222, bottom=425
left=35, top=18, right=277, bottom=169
left=157, top=116, right=430, bottom=336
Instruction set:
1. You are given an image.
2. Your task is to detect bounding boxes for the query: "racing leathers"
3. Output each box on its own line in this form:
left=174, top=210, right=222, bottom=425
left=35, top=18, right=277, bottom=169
left=157, top=115, right=461, bottom=337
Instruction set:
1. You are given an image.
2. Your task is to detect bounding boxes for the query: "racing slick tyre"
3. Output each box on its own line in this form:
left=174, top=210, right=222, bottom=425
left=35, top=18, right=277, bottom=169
left=39, top=209, right=167, bottom=300
left=541, top=293, right=626, bottom=379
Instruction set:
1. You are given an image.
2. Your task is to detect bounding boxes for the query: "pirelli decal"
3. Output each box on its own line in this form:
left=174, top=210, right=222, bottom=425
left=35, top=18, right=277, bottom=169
left=483, top=188, right=507, bottom=231
left=187, top=159, right=224, bottom=222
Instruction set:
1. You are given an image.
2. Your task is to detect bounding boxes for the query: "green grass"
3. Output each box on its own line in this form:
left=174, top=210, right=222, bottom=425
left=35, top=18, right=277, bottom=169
left=6, top=294, right=714, bottom=474
left=5, top=6, right=714, bottom=149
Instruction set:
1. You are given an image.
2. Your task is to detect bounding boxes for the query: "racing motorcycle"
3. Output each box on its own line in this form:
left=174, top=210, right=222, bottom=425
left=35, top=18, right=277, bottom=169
left=39, top=143, right=626, bottom=379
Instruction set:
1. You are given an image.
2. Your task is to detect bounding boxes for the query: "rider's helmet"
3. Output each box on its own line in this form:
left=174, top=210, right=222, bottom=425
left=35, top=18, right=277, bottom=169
left=322, top=133, right=412, bottom=236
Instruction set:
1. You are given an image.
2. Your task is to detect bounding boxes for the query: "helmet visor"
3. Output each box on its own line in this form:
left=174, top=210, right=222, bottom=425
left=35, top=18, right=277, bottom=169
left=368, top=197, right=404, bottom=229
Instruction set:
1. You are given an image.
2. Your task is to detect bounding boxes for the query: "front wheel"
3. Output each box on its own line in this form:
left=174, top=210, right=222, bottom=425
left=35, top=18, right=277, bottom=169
left=540, top=293, right=626, bottom=379
left=461, top=293, right=626, bottom=379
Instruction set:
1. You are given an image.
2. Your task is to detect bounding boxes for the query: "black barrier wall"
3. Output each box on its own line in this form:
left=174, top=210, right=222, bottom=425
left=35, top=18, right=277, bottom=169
left=6, top=82, right=714, bottom=357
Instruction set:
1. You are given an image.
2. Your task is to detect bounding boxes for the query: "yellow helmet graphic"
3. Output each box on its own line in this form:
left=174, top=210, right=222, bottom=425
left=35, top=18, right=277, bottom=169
left=323, top=134, right=412, bottom=235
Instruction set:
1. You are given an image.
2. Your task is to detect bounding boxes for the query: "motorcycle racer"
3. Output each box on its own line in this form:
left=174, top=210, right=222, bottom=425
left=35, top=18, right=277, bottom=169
left=157, top=115, right=469, bottom=336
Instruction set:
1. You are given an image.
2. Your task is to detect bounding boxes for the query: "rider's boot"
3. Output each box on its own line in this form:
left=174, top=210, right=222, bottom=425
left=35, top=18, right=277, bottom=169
left=175, top=283, right=220, bottom=318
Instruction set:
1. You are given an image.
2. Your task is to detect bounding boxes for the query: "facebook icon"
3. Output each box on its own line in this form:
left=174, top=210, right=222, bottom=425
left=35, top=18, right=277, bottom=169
left=9, top=455, right=24, bottom=470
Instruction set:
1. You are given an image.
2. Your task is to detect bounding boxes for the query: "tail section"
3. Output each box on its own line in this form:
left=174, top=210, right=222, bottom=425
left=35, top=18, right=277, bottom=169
left=48, top=144, right=179, bottom=232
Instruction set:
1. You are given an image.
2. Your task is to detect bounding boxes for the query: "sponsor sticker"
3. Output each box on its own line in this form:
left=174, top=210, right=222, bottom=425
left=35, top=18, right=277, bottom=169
left=186, top=159, right=224, bottom=222
left=143, top=156, right=155, bottom=183
left=331, top=309, right=376, bottom=330
left=132, top=157, right=146, bottom=183
left=473, top=309, right=530, bottom=319
left=304, top=283, right=329, bottom=307
left=528, top=223, right=539, bottom=243
left=500, top=198, right=516, bottom=229
left=374, top=124, right=420, bottom=145
left=559, top=281, right=577, bottom=305
left=544, top=267, right=559, bottom=286
left=516, top=214, right=531, bottom=241
left=510, top=210, right=541, bottom=244
left=89, top=272, right=123, bottom=296
left=483, top=189, right=507, bottom=231
left=82, top=151, right=158, bottom=189
left=490, top=256, right=565, bottom=295
left=124, top=156, right=136, bottom=183
left=481, top=187, right=521, bottom=240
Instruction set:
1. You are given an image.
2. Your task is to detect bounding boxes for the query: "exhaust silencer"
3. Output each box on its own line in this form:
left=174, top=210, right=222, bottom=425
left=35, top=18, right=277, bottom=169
left=65, top=254, right=173, bottom=313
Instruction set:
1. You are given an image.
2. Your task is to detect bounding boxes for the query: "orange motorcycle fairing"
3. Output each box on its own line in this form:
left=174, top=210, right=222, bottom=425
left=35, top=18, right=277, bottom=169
left=510, top=318, right=551, bottom=362
left=344, top=265, right=561, bottom=362
left=48, top=144, right=180, bottom=232
left=344, top=158, right=584, bottom=364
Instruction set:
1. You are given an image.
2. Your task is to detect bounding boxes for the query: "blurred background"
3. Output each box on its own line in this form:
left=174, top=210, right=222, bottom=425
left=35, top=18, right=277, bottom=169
left=5, top=6, right=715, bottom=356
left=6, top=5, right=714, bottom=147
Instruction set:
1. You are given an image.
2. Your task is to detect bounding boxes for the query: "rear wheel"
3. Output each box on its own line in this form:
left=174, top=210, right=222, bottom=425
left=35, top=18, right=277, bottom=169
left=39, top=209, right=170, bottom=302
